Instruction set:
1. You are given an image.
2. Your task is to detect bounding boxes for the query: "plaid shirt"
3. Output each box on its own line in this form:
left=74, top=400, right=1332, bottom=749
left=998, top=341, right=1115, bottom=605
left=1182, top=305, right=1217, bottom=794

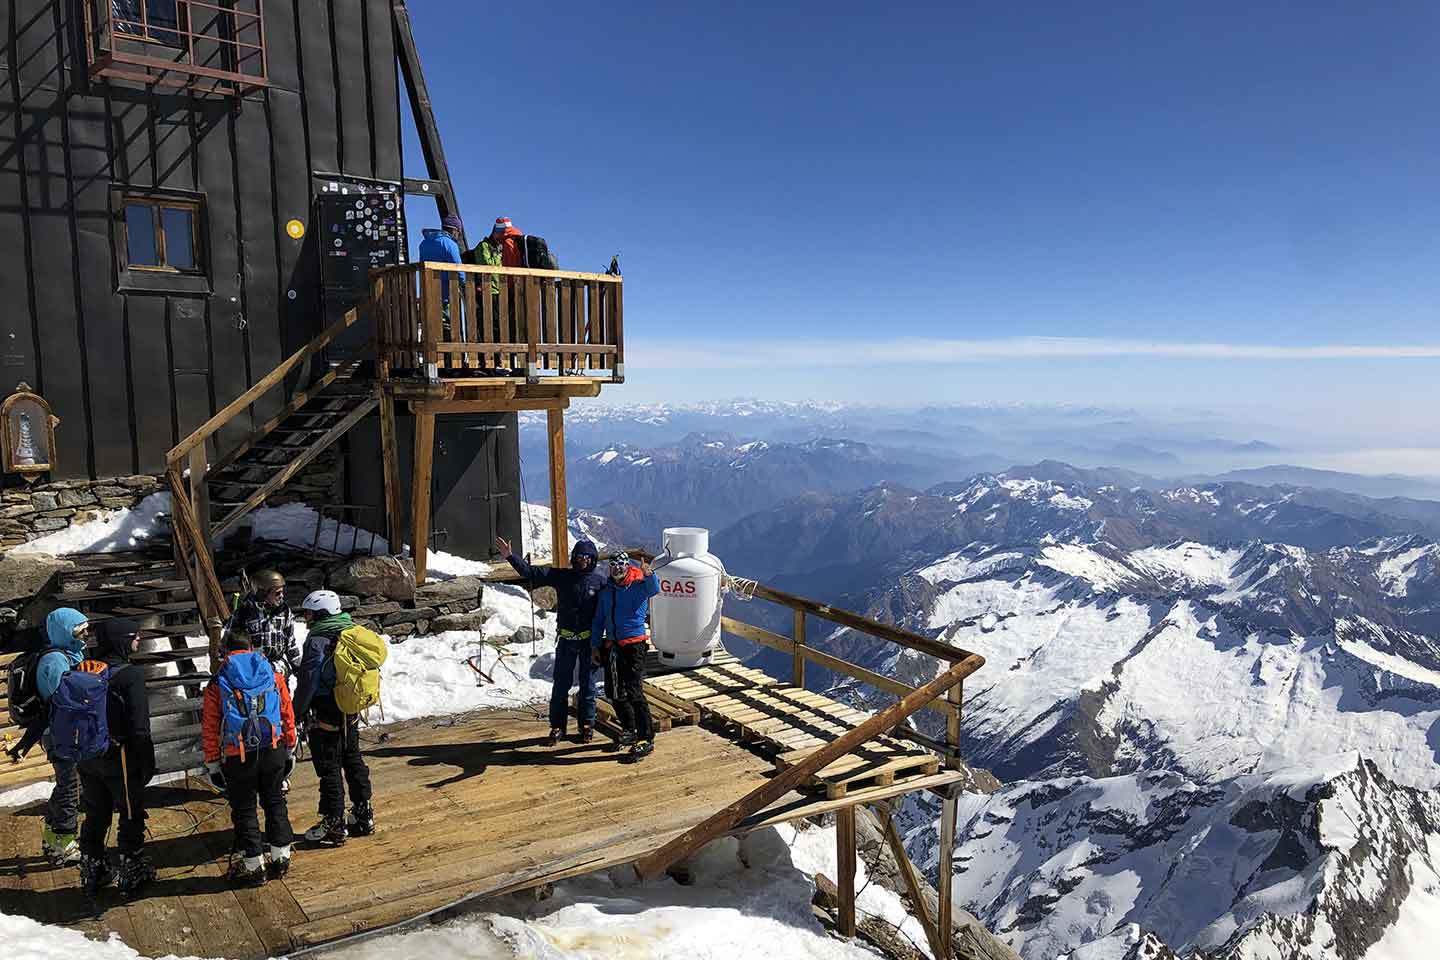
left=224, top=594, right=299, bottom=676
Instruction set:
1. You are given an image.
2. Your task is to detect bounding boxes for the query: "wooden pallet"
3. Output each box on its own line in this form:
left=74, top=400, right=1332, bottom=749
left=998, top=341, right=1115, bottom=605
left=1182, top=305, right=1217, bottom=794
left=585, top=689, right=699, bottom=736
left=643, top=662, right=940, bottom=799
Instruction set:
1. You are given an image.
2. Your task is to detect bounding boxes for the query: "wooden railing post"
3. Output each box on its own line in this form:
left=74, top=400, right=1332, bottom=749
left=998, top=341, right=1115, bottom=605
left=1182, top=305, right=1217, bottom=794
left=792, top=609, right=806, bottom=688
left=524, top=276, right=540, bottom=383
left=610, top=280, right=624, bottom=382
left=420, top=265, right=442, bottom=379
left=379, top=389, right=404, bottom=553
left=836, top=805, right=857, bottom=937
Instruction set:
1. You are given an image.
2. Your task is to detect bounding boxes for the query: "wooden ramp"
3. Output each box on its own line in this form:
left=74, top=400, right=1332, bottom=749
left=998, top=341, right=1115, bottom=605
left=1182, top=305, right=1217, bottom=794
left=0, top=709, right=965, bottom=958
left=645, top=663, right=940, bottom=799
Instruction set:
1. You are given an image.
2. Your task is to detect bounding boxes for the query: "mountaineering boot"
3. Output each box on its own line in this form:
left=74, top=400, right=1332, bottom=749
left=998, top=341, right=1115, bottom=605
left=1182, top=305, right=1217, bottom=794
left=546, top=726, right=564, bottom=746
left=304, top=815, right=347, bottom=847
left=79, top=854, right=112, bottom=898
left=616, top=729, right=637, bottom=749
left=228, top=856, right=267, bottom=888
left=114, top=852, right=155, bottom=898
left=42, top=823, right=80, bottom=866
left=347, top=801, right=376, bottom=837
left=625, top=739, right=655, bottom=764
left=577, top=725, right=594, bottom=744
left=267, top=845, right=292, bottom=881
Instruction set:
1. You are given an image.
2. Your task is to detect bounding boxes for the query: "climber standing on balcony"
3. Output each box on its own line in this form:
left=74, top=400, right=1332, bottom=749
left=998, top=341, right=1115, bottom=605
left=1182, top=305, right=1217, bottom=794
left=417, top=214, right=466, bottom=341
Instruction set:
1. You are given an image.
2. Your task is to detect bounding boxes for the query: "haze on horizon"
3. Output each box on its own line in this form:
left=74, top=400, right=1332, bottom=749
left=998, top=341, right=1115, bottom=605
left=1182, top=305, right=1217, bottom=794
left=405, top=2, right=1440, bottom=469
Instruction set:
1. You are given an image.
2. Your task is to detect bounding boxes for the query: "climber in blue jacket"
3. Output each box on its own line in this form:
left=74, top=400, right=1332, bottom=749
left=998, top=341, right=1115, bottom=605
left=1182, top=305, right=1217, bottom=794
left=591, top=554, right=660, bottom=761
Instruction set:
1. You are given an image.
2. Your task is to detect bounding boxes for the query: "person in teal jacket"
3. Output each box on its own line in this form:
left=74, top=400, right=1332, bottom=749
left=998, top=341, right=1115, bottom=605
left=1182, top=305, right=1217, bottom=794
left=5, top=608, right=90, bottom=864
left=590, top=554, right=660, bottom=761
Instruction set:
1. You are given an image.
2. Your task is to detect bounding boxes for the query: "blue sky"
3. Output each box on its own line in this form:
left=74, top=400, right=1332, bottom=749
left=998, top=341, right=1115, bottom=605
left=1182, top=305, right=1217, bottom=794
left=402, top=2, right=1440, bottom=441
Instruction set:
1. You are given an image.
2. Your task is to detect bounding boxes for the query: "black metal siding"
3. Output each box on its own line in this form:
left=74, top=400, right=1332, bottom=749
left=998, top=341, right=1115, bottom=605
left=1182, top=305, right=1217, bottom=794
left=0, top=0, right=405, bottom=479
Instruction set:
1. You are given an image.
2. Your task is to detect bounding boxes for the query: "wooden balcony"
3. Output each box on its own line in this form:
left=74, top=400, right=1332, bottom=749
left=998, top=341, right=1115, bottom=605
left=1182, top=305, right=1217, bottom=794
left=369, top=262, right=623, bottom=387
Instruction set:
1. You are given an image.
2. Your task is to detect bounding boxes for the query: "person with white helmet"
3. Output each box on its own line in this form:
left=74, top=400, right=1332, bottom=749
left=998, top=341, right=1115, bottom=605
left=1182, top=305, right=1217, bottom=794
left=292, top=590, right=374, bottom=846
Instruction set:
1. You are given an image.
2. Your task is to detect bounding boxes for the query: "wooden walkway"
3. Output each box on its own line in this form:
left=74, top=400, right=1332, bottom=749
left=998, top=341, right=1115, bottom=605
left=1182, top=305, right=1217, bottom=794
left=0, top=708, right=964, bottom=958
left=644, top=662, right=940, bottom=799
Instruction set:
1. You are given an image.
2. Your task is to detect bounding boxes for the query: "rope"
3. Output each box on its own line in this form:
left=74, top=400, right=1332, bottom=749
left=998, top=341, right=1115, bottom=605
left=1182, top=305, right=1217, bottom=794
left=725, top=575, right=759, bottom=601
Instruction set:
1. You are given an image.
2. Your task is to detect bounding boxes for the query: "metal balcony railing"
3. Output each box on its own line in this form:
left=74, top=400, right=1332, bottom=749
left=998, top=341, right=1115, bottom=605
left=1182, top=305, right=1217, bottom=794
left=83, top=0, right=267, bottom=94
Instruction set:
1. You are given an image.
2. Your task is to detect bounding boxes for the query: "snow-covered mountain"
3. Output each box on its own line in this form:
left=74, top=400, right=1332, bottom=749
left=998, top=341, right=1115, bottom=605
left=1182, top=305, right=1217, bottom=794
left=695, top=465, right=1440, bottom=959
left=902, top=757, right=1440, bottom=960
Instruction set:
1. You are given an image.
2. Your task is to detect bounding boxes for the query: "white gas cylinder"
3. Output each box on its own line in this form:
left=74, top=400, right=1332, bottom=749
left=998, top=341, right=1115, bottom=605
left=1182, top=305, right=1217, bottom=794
left=651, top=526, right=725, bottom=668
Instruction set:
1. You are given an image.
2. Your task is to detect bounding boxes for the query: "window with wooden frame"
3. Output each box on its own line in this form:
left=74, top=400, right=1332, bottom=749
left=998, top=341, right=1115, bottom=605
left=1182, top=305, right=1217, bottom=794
left=113, top=187, right=210, bottom=295
left=110, top=0, right=185, bottom=48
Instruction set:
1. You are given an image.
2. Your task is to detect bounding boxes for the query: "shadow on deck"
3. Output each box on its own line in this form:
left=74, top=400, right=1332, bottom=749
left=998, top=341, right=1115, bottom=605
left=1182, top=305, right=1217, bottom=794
left=0, top=709, right=964, bottom=959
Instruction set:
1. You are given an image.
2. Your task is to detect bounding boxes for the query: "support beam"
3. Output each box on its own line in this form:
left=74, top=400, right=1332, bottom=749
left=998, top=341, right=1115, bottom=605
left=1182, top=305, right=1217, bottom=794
left=408, top=397, right=569, bottom=415
left=937, top=793, right=958, bottom=960
left=410, top=411, right=436, bottom=584
left=379, top=391, right=404, bottom=552
left=547, top=406, right=569, bottom=567
left=392, top=1, right=463, bottom=244
left=836, top=805, right=857, bottom=937
left=877, top=804, right=946, bottom=959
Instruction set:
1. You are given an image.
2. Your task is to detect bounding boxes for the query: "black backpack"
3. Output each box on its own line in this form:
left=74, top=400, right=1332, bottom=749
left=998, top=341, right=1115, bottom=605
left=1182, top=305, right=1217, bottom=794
left=522, top=235, right=558, bottom=270
left=5, top=647, right=60, bottom=727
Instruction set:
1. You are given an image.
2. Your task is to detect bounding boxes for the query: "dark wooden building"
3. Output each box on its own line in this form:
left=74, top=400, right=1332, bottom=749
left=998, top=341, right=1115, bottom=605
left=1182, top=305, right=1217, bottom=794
left=0, top=0, right=524, bottom=554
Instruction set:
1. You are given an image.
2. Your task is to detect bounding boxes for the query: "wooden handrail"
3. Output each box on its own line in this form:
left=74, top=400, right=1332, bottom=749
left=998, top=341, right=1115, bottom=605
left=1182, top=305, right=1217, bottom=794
left=633, top=652, right=985, bottom=880
left=412, top=260, right=623, bottom=283
left=745, top=580, right=976, bottom=664
left=167, top=307, right=360, bottom=464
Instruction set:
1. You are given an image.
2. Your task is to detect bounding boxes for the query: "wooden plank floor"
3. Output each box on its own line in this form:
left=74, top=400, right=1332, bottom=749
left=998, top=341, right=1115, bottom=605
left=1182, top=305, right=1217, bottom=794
left=645, top=664, right=940, bottom=798
left=0, top=708, right=964, bottom=958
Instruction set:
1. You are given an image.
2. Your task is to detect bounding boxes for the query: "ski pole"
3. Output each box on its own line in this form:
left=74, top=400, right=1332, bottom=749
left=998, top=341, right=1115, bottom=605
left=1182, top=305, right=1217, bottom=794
left=120, top=745, right=133, bottom=821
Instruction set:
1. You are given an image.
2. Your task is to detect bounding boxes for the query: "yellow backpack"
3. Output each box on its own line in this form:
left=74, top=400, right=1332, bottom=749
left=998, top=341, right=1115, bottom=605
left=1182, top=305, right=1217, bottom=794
left=330, top=625, right=388, bottom=716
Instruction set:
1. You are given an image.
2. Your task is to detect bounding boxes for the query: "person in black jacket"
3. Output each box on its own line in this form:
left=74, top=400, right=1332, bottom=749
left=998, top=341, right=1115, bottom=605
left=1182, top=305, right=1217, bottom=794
left=496, top=536, right=607, bottom=744
left=76, top=618, right=156, bottom=898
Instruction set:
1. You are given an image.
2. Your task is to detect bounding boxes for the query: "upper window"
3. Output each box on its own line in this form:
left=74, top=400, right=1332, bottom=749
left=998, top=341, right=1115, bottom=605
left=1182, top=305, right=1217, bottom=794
left=122, top=196, right=201, bottom=274
left=111, top=0, right=183, bottom=48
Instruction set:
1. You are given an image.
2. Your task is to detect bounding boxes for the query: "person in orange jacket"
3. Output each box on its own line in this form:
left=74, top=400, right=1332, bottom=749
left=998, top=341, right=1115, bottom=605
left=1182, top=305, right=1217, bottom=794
left=202, top=630, right=298, bottom=887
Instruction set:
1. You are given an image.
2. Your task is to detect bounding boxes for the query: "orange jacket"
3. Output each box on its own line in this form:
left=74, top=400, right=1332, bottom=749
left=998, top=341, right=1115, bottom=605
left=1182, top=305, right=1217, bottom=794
left=202, top=663, right=298, bottom=763
left=497, top=227, right=524, bottom=267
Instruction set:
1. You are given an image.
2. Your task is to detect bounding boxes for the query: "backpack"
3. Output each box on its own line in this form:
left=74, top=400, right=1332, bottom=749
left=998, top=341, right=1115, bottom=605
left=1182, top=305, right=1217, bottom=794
left=49, top=661, right=114, bottom=763
left=217, top=651, right=283, bottom=760
left=522, top=235, right=558, bottom=271
left=330, top=625, right=387, bottom=716
left=5, top=647, right=61, bottom=727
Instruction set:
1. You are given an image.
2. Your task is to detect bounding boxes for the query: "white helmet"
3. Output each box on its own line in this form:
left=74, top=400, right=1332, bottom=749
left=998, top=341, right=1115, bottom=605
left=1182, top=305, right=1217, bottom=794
left=301, top=589, right=341, bottom=615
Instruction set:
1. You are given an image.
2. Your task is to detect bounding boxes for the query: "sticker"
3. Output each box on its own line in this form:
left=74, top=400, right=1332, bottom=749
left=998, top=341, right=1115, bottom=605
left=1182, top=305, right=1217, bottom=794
left=333, top=238, right=343, bottom=247
left=355, top=199, right=365, bottom=209
left=285, top=219, right=306, bottom=239
left=287, top=289, right=297, bottom=300
left=386, top=201, right=395, bottom=210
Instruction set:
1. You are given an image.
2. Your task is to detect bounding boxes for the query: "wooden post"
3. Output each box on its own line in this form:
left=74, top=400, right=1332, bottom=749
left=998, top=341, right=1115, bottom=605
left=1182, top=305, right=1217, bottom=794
left=610, top=280, right=624, bottom=382
left=410, top=411, right=436, bottom=584
left=525, top=276, right=541, bottom=383
left=188, top=445, right=209, bottom=544
left=547, top=406, right=569, bottom=567
left=836, top=805, right=857, bottom=937
left=379, top=390, right=404, bottom=553
left=792, top=609, right=806, bottom=688
left=421, top=267, right=442, bottom=377
left=937, top=792, right=957, bottom=960
left=877, top=804, right=946, bottom=959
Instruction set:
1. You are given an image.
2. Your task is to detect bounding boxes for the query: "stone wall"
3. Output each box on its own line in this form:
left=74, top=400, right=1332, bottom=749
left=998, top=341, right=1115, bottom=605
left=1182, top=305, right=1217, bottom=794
left=0, top=475, right=160, bottom=550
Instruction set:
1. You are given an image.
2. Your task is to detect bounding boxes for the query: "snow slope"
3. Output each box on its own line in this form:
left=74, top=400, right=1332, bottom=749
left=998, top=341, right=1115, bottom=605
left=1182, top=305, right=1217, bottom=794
left=906, top=758, right=1440, bottom=960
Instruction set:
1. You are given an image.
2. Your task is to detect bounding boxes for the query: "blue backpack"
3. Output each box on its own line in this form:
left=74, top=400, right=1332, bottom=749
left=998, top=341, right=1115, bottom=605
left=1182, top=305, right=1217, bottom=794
left=49, top=661, right=114, bottom=763
left=217, top=651, right=282, bottom=760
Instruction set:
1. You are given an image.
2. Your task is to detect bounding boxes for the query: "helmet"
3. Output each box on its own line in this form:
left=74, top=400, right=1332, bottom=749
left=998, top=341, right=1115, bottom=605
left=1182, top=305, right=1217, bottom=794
left=301, top=589, right=342, bottom=615
left=253, top=569, right=285, bottom=591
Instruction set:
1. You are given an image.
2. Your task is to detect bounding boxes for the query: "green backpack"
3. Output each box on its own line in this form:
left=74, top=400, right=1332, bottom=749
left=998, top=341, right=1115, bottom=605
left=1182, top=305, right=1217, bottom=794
left=330, top=625, right=388, bottom=716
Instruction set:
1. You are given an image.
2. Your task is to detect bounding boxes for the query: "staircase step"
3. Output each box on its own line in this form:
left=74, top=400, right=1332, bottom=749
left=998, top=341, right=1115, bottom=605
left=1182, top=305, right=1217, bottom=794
left=134, top=648, right=209, bottom=666
left=153, top=723, right=204, bottom=746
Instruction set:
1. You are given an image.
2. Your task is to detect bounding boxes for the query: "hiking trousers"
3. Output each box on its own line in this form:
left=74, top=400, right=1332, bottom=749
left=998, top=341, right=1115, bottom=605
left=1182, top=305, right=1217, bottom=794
left=550, top=633, right=597, bottom=731
left=41, top=732, right=79, bottom=834
left=308, top=718, right=372, bottom=820
left=609, top=643, right=653, bottom=742
left=78, top=767, right=147, bottom=858
left=223, top=748, right=294, bottom=858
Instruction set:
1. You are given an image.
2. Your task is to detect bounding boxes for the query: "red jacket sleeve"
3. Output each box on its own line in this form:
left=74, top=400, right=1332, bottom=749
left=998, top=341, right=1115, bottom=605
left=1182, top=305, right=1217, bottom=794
left=201, top=682, right=221, bottom=764
left=276, top=670, right=297, bottom=749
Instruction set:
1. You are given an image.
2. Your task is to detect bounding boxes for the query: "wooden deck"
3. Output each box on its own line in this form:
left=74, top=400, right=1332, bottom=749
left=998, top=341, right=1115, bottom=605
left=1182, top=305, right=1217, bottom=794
left=0, top=708, right=965, bottom=958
